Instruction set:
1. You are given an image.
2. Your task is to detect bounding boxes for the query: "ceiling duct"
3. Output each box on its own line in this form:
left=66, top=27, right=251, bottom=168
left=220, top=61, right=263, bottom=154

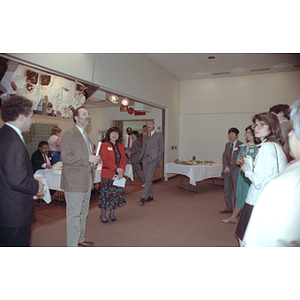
left=134, top=103, right=151, bottom=112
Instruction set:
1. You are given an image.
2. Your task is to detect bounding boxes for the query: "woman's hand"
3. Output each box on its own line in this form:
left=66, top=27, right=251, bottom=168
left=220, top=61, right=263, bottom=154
left=116, top=168, right=124, bottom=180
left=241, top=163, right=248, bottom=173
left=236, top=157, right=244, bottom=166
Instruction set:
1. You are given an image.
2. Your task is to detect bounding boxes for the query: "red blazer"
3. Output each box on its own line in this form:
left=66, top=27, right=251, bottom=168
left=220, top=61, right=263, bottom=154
left=100, top=142, right=126, bottom=179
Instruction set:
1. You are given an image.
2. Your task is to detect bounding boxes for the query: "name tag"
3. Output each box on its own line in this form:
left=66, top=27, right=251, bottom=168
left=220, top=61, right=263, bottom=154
left=233, top=147, right=238, bottom=151
left=249, top=149, right=254, bottom=153
left=108, top=147, right=113, bottom=151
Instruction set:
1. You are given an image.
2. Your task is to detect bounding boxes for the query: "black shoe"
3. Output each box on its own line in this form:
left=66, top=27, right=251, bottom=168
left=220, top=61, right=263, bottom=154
left=109, top=215, right=117, bottom=222
left=145, top=196, right=153, bottom=202
left=220, top=209, right=233, bottom=214
left=140, top=198, right=145, bottom=205
left=100, top=216, right=108, bottom=223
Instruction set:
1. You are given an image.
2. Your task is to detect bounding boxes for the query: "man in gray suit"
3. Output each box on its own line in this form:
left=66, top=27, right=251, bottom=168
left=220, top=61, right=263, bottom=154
left=269, top=104, right=293, bottom=162
left=128, top=131, right=145, bottom=185
left=139, top=119, right=163, bottom=205
left=61, top=106, right=100, bottom=247
left=220, top=127, right=243, bottom=214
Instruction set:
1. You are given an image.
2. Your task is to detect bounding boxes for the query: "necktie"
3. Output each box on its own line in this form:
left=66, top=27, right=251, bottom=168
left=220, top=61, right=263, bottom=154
left=227, top=143, right=233, bottom=165
left=83, top=131, right=92, bottom=155
left=127, top=135, right=130, bottom=148
left=44, top=154, right=47, bottom=163
left=148, top=133, right=151, bottom=139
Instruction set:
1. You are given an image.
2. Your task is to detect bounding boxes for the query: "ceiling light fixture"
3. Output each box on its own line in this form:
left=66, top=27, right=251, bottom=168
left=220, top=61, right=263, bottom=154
left=109, top=95, right=119, bottom=104
left=195, top=71, right=205, bottom=74
left=121, top=98, right=129, bottom=106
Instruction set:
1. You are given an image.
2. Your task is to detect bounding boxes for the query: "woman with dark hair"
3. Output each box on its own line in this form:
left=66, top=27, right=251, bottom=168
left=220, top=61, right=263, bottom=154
left=48, top=126, right=62, bottom=163
left=98, top=126, right=126, bottom=223
left=236, top=112, right=287, bottom=246
left=223, top=125, right=258, bottom=223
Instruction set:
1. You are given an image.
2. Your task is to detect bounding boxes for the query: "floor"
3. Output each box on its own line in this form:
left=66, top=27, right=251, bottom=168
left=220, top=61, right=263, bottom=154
left=32, top=178, right=145, bottom=230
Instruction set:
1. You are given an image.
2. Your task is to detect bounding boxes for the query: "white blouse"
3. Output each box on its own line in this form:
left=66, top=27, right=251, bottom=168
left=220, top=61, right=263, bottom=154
left=243, top=160, right=300, bottom=246
left=244, top=140, right=287, bottom=206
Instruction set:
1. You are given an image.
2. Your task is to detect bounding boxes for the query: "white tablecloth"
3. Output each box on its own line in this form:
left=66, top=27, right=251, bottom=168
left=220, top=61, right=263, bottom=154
left=165, top=162, right=223, bottom=186
left=33, top=173, right=52, bottom=204
left=34, top=163, right=134, bottom=203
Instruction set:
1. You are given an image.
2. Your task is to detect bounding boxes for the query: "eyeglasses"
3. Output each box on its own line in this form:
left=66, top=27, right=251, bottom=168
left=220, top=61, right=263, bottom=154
left=251, top=123, right=266, bottom=130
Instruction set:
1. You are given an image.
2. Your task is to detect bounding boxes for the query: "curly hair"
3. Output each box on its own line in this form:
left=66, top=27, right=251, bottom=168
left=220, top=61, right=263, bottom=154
left=1, top=96, right=33, bottom=122
left=50, top=126, right=62, bottom=136
left=104, top=126, right=123, bottom=144
left=252, top=112, right=284, bottom=146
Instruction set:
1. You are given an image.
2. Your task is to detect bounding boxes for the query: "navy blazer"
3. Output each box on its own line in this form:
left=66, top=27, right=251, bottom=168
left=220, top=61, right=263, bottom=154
left=0, top=124, right=39, bottom=227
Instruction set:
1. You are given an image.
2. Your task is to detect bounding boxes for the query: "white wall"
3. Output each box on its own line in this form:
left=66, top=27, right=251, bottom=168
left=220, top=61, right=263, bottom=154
left=5, top=53, right=181, bottom=176
left=87, top=106, right=163, bottom=144
left=179, top=71, right=300, bottom=163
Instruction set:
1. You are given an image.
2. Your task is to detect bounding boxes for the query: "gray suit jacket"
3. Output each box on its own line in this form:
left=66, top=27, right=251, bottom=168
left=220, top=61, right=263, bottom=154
left=139, top=131, right=164, bottom=166
left=222, top=140, right=243, bottom=173
left=280, top=120, right=293, bottom=162
left=60, top=126, right=94, bottom=192
left=130, top=139, right=141, bottom=163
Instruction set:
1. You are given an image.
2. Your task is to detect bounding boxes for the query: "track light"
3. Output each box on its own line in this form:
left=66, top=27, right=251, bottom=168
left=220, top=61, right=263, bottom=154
left=121, top=98, right=129, bottom=106
left=109, top=95, right=119, bottom=104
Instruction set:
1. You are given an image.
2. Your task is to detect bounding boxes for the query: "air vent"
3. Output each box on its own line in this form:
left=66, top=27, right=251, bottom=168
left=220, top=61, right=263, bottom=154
left=251, top=68, right=271, bottom=72
left=212, top=72, right=231, bottom=76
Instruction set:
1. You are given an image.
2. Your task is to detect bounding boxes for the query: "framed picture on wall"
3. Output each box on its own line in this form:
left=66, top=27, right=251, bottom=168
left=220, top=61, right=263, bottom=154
left=0, top=55, right=99, bottom=118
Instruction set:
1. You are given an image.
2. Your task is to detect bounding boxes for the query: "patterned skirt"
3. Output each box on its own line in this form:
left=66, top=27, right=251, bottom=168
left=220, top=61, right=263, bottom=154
left=98, top=178, right=126, bottom=210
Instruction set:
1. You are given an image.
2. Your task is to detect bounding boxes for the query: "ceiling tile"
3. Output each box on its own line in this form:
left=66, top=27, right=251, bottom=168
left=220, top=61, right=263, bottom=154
left=159, top=58, right=183, bottom=67
left=146, top=53, right=175, bottom=61
left=173, top=53, right=203, bottom=65
left=204, top=60, right=230, bottom=73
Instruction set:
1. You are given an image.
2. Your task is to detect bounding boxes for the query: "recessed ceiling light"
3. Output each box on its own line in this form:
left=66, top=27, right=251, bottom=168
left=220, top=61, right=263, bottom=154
left=234, top=67, right=244, bottom=70
left=208, top=56, right=215, bottom=59
left=195, top=71, right=205, bottom=74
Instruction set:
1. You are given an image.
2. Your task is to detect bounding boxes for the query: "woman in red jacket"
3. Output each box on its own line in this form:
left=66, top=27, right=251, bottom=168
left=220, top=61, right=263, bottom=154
left=99, top=126, right=126, bottom=223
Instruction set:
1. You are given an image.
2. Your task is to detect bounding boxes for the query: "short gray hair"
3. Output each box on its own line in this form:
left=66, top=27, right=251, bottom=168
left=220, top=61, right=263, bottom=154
left=290, top=99, right=300, bottom=140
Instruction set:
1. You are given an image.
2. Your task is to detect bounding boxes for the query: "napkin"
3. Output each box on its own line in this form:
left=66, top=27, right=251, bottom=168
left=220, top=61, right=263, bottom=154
left=113, top=176, right=126, bottom=187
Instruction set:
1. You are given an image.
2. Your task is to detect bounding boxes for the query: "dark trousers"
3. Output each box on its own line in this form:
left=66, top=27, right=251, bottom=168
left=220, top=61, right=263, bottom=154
left=222, top=168, right=239, bottom=211
left=0, top=225, right=31, bottom=247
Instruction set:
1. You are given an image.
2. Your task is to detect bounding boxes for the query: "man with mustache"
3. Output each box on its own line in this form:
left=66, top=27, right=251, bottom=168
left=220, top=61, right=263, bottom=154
left=61, top=106, right=100, bottom=247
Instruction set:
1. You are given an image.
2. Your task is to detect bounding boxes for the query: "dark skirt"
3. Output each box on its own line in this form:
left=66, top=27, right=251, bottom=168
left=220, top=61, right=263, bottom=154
left=235, top=202, right=254, bottom=241
left=98, top=178, right=126, bottom=210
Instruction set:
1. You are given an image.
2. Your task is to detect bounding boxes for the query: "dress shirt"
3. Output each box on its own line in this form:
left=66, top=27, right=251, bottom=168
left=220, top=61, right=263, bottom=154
left=5, top=122, right=24, bottom=143
left=76, top=125, right=92, bottom=155
left=148, top=130, right=155, bottom=138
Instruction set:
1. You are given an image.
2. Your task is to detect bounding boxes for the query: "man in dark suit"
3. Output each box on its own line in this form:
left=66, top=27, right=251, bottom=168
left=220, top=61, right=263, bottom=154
left=138, top=124, right=147, bottom=150
left=0, top=96, right=44, bottom=246
left=220, top=127, right=243, bottom=214
left=269, top=104, right=293, bottom=162
left=139, top=119, right=163, bottom=205
left=128, top=131, right=145, bottom=185
left=31, top=141, right=54, bottom=173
